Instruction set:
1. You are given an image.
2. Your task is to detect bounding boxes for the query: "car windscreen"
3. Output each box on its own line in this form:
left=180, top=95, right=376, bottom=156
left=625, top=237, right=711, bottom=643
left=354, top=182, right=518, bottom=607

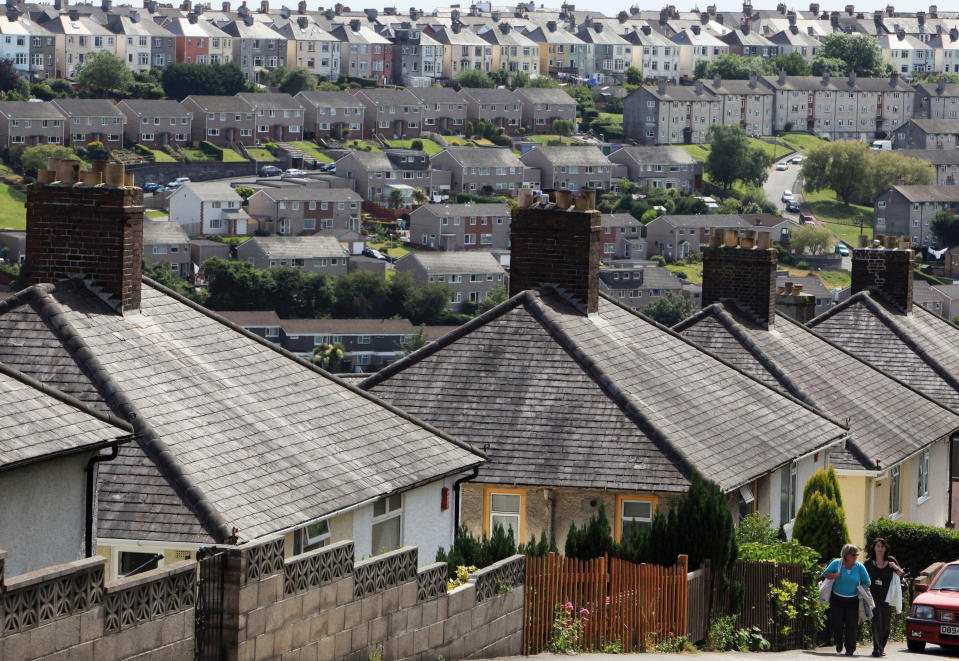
left=932, top=565, right=959, bottom=591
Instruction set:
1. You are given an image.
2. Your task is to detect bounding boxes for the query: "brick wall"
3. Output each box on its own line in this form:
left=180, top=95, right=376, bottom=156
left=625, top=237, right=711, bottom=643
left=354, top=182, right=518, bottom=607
left=25, top=181, right=144, bottom=314
left=510, top=198, right=601, bottom=314
left=851, top=247, right=914, bottom=311
left=202, top=537, right=525, bottom=661
left=702, top=238, right=778, bottom=327
left=0, top=549, right=196, bottom=661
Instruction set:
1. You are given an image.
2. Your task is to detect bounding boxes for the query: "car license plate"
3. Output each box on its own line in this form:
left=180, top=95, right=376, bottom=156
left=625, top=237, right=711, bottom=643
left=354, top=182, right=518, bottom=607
left=940, top=625, right=959, bottom=636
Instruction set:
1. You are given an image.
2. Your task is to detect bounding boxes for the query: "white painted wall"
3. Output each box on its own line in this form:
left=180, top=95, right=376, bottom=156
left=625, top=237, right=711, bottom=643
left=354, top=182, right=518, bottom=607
left=0, top=453, right=91, bottom=577
left=908, top=437, right=949, bottom=528
left=351, top=474, right=461, bottom=567
left=766, top=450, right=827, bottom=530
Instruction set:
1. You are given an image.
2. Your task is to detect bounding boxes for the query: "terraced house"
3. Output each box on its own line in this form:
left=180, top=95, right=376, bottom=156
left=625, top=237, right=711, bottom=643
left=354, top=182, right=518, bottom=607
left=274, top=16, right=339, bottom=79
left=51, top=98, right=124, bottom=148
left=353, top=88, right=425, bottom=139
left=330, top=19, right=392, bottom=85
left=180, top=94, right=254, bottom=146
left=247, top=185, right=362, bottom=236
left=520, top=145, right=614, bottom=192
left=409, top=87, right=468, bottom=134
left=295, top=90, right=363, bottom=139
left=117, top=99, right=192, bottom=148
left=236, top=91, right=305, bottom=142
left=237, top=235, right=349, bottom=274
left=0, top=101, right=65, bottom=147
left=431, top=146, right=533, bottom=196
left=394, top=251, right=506, bottom=310
left=524, top=20, right=590, bottom=76
left=407, top=202, right=511, bottom=251
left=462, top=88, right=522, bottom=133
left=514, top=87, right=576, bottom=133
left=480, top=22, right=540, bottom=76
left=221, top=15, right=286, bottom=83
left=431, top=23, right=494, bottom=77
left=623, top=80, right=720, bottom=145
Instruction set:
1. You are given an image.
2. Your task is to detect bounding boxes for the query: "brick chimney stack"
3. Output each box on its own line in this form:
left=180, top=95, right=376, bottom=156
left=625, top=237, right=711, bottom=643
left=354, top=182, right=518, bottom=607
left=776, top=282, right=816, bottom=324
left=25, top=160, right=144, bottom=315
left=702, top=229, right=778, bottom=328
left=851, top=235, right=914, bottom=312
left=510, top=189, right=601, bottom=315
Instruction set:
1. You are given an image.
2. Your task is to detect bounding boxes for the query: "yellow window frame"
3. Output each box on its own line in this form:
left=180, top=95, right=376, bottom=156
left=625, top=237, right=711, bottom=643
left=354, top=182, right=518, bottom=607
left=614, top=494, right=658, bottom=542
left=483, top=487, right=526, bottom=543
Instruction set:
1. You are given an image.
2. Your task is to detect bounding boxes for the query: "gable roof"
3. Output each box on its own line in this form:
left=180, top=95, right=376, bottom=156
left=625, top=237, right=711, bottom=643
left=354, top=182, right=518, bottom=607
left=608, top=145, right=697, bottom=166
left=0, top=279, right=484, bottom=544
left=808, top=291, right=959, bottom=412
left=0, top=102, right=65, bottom=121
left=246, top=235, right=346, bottom=259
left=675, top=301, right=959, bottom=471
left=143, top=220, right=189, bottom=245
left=433, top=146, right=524, bottom=168
left=521, top=145, right=612, bottom=166
left=362, top=288, right=847, bottom=493
left=295, top=91, right=364, bottom=109
left=888, top=185, right=959, bottom=203
left=51, top=99, right=124, bottom=118
left=181, top=95, right=255, bottom=113
left=397, top=251, right=504, bottom=274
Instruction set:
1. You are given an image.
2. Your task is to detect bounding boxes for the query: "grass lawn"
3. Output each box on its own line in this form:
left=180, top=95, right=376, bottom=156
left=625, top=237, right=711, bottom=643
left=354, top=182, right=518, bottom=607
left=598, top=113, right=623, bottom=124
left=145, top=210, right=168, bottom=220
left=369, top=241, right=412, bottom=259
left=472, top=138, right=496, bottom=146
left=666, top=263, right=703, bottom=284
left=680, top=144, right=710, bottom=162
left=221, top=149, right=247, bottom=163
left=818, top=270, right=852, bottom=289
left=447, top=137, right=472, bottom=146
left=290, top=141, right=334, bottom=163
left=182, top=148, right=215, bottom=162
left=246, top=148, right=278, bottom=162
left=0, top=180, right=25, bottom=229
left=528, top=134, right=575, bottom=146
left=383, top=139, right=443, bottom=156
left=345, top=140, right=382, bottom=152
left=148, top=148, right=177, bottom=163
left=803, top=188, right=872, bottom=246
left=780, top=132, right=826, bottom=152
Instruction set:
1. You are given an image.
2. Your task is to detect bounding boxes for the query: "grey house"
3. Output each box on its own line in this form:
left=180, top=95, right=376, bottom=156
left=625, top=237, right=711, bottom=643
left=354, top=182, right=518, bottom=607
left=645, top=213, right=750, bottom=259
left=117, top=99, right=192, bottom=148
left=600, top=213, right=645, bottom=260
left=221, top=17, right=287, bottom=84
left=598, top=264, right=690, bottom=311
left=431, top=147, right=533, bottom=196
left=180, top=95, right=254, bottom=147
left=894, top=118, right=959, bottom=149
left=409, top=87, right=468, bottom=134
left=0, top=101, right=66, bottom=148
left=408, top=202, right=511, bottom=250
left=623, top=81, right=720, bottom=145
left=519, top=145, right=614, bottom=192
left=607, top=145, right=701, bottom=192
left=143, top=220, right=191, bottom=279
left=513, top=87, right=577, bottom=133
left=295, top=91, right=363, bottom=139
left=237, top=235, right=349, bottom=274
left=336, top=149, right=446, bottom=202
left=462, top=88, right=523, bottom=134
left=916, top=79, right=959, bottom=120
left=394, top=251, right=506, bottom=310
left=703, top=74, right=774, bottom=137
left=353, top=88, right=425, bottom=140
left=874, top=185, right=959, bottom=248
left=50, top=98, right=125, bottom=148
left=246, top=186, right=362, bottom=236
left=236, top=92, right=306, bottom=142
left=896, top=149, right=959, bottom=185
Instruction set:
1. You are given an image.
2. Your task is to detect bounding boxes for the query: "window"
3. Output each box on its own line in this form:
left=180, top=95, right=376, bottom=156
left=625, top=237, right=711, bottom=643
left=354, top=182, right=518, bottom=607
left=485, top=489, right=524, bottom=541
left=779, top=462, right=797, bottom=523
left=265, top=326, right=279, bottom=338
left=371, top=494, right=402, bottom=554
left=917, top=449, right=930, bottom=502
left=889, top=465, right=901, bottom=516
left=616, top=496, right=655, bottom=541
left=294, top=520, right=329, bottom=554
left=358, top=335, right=371, bottom=345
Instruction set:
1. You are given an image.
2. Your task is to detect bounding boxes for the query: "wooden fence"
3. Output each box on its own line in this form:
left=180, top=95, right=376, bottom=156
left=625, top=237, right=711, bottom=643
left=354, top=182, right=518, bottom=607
left=523, top=554, right=688, bottom=654
left=685, top=560, right=711, bottom=645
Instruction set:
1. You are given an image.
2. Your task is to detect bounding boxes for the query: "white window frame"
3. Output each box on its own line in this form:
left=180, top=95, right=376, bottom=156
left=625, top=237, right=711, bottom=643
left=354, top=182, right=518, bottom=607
left=619, top=498, right=654, bottom=540
left=889, top=465, right=902, bottom=517
left=371, top=494, right=403, bottom=554
left=917, top=449, right=930, bottom=503
left=488, top=491, right=522, bottom=540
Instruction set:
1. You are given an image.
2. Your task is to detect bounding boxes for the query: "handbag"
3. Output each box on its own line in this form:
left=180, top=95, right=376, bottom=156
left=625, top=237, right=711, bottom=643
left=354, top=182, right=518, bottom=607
left=819, top=577, right=834, bottom=605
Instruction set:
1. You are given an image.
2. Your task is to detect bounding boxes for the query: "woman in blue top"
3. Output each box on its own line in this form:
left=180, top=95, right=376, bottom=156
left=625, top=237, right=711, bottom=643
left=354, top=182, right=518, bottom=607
left=822, top=543, right=871, bottom=656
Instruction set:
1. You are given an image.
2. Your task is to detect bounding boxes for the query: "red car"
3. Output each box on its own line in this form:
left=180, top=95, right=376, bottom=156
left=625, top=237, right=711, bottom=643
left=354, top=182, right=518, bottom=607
left=906, top=561, right=959, bottom=651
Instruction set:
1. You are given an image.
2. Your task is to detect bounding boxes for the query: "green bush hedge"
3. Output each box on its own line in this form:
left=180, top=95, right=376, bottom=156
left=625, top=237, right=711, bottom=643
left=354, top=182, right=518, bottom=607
left=865, top=517, right=959, bottom=577
left=200, top=140, right=222, bottom=156
left=133, top=143, right=153, bottom=157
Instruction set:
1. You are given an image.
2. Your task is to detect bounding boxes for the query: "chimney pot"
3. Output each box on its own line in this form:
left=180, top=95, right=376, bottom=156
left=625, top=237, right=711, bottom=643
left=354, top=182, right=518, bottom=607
left=691, top=24, right=701, bottom=34
left=703, top=230, right=778, bottom=327
left=809, top=2, right=819, bottom=13
left=349, top=17, right=360, bottom=30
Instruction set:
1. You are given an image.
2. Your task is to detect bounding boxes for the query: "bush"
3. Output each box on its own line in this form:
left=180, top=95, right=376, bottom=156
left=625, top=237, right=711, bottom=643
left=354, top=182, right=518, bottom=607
left=865, top=518, right=959, bottom=578
left=435, top=523, right=516, bottom=574
left=792, top=467, right=849, bottom=564
left=651, top=255, right=666, bottom=266
left=133, top=143, right=153, bottom=157
left=737, top=513, right=781, bottom=546
left=200, top=140, right=222, bottom=156
left=565, top=503, right=614, bottom=560
left=410, top=139, right=423, bottom=151
left=796, top=260, right=810, bottom=270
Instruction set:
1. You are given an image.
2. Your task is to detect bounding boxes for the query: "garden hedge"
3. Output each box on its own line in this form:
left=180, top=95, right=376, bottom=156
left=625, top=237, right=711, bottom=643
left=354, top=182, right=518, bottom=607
left=864, top=517, right=959, bottom=578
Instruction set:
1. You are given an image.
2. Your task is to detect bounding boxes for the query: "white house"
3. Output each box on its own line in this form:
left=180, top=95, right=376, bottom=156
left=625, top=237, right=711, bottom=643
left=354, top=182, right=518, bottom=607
left=168, top=181, right=249, bottom=235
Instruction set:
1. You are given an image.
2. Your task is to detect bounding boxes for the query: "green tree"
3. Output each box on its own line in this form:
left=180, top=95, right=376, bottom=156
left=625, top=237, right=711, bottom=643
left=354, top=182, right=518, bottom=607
left=508, top=71, right=529, bottom=89
left=19, top=145, right=81, bottom=177
left=801, top=140, right=871, bottom=205
left=552, top=119, right=574, bottom=136
left=489, top=70, right=509, bottom=86
left=640, top=291, right=697, bottom=326
left=704, top=124, right=771, bottom=191
left=332, top=270, right=392, bottom=317
left=397, top=325, right=429, bottom=355
left=701, top=53, right=768, bottom=80
left=82, top=141, right=110, bottom=161
left=931, top=210, right=959, bottom=247
left=142, top=260, right=192, bottom=297
left=0, top=58, right=28, bottom=100
left=564, top=503, right=615, bottom=560
left=160, top=62, right=248, bottom=100
left=279, top=67, right=319, bottom=95
left=791, top=224, right=834, bottom=256
left=810, top=56, right=849, bottom=77
left=456, top=69, right=494, bottom=88
left=411, top=187, right=429, bottom=205
left=388, top=188, right=404, bottom=209
left=313, top=343, right=346, bottom=371
left=768, top=52, right=811, bottom=76
left=404, top=282, right=452, bottom=324
left=234, top=186, right=256, bottom=201
left=739, top=185, right=777, bottom=214
left=624, top=65, right=643, bottom=85
left=526, top=76, right=559, bottom=88
left=410, top=139, right=424, bottom=152
left=477, top=284, right=508, bottom=314
left=859, top=150, right=934, bottom=203
left=736, top=513, right=781, bottom=546
left=818, top=32, right=888, bottom=77
left=464, top=121, right=474, bottom=138
left=77, top=51, right=134, bottom=96
left=792, top=467, right=850, bottom=563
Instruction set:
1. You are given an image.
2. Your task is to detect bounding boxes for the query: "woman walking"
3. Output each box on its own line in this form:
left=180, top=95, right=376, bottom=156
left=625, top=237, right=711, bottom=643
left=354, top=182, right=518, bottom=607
left=822, top=544, right=872, bottom=656
left=864, top=538, right=904, bottom=657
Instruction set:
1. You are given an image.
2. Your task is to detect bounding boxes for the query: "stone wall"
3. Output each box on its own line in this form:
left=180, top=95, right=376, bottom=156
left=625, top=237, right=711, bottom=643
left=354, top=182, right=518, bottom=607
left=128, top=161, right=257, bottom=186
left=206, top=537, right=525, bottom=661
left=0, top=549, right=196, bottom=661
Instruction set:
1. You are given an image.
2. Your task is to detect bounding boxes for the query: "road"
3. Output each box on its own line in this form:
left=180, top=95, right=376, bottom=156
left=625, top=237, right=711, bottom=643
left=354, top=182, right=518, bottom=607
left=482, top=644, right=955, bottom=661
left=763, top=153, right=804, bottom=223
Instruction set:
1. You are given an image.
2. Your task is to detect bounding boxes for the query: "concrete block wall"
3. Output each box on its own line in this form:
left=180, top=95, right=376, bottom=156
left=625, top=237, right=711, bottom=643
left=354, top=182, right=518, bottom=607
left=0, top=550, right=196, bottom=661
left=214, top=538, right=525, bottom=661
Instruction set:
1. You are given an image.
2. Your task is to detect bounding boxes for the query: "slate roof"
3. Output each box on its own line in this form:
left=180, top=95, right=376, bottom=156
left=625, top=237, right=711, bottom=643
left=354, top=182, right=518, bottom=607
left=181, top=95, right=254, bottom=113
left=639, top=84, right=718, bottom=102
left=414, top=203, right=510, bottom=217
left=0, top=361, right=132, bottom=473
left=807, top=291, right=959, bottom=412
left=888, top=185, right=959, bottom=203
left=362, top=289, right=847, bottom=493
left=521, top=145, right=612, bottom=167
left=675, top=302, right=959, bottom=471
left=649, top=214, right=749, bottom=229
left=0, top=102, right=66, bottom=121
left=434, top=146, right=524, bottom=168
left=51, top=99, right=124, bottom=118
left=248, top=235, right=346, bottom=259
left=601, top=212, right=642, bottom=228
left=398, top=251, right=504, bottom=274
left=119, top=100, right=191, bottom=116
left=916, top=82, right=959, bottom=98
left=255, top=186, right=362, bottom=202
left=143, top=221, right=189, bottom=246
left=904, top=118, right=959, bottom=133
left=513, top=87, right=577, bottom=105
left=0, top=279, right=484, bottom=544
left=236, top=92, right=305, bottom=111
left=408, top=88, right=470, bottom=105
left=609, top=145, right=697, bottom=166
left=776, top=275, right=831, bottom=299
left=295, top=91, right=364, bottom=109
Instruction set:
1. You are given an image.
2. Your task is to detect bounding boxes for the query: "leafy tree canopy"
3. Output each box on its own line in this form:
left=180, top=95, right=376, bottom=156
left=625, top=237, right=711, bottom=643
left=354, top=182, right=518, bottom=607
left=77, top=51, right=134, bottom=95
left=640, top=291, right=697, bottom=326
left=931, top=210, right=959, bottom=247
left=160, top=62, right=250, bottom=100
left=791, top=224, right=834, bottom=256
left=279, top=67, right=318, bottom=95
left=818, top=32, right=889, bottom=77
left=456, top=69, right=494, bottom=88
left=704, top=124, right=770, bottom=191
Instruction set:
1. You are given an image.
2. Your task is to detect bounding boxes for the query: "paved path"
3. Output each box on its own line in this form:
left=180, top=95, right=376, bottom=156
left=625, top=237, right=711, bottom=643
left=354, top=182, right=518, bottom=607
left=481, top=643, right=954, bottom=661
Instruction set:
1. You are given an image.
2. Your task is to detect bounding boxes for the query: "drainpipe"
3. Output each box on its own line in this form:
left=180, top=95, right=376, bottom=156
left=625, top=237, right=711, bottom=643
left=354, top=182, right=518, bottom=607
left=452, top=466, right=480, bottom=535
left=949, top=431, right=958, bottom=528
left=85, top=439, right=128, bottom=557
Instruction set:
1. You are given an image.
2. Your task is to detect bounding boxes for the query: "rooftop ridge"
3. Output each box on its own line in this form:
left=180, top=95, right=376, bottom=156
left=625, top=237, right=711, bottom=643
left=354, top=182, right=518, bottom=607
left=141, top=276, right=487, bottom=463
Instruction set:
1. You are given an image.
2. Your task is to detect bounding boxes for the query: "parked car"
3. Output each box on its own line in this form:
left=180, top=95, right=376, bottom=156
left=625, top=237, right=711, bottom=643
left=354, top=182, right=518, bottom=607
left=906, top=560, right=959, bottom=651
left=785, top=201, right=801, bottom=213
left=791, top=155, right=803, bottom=164
left=142, top=182, right=164, bottom=193
left=835, top=244, right=850, bottom=256
left=166, top=177, right=191, bottom=189
left=281, top=168, right=307, bottom=178
left=776, top=162, right=789, bottom=171
left=782, top=190, right=794, bottom=202
left=260, top=165, right=282, bottom=177
left=363, top=247, right=387, bottom=260
left=799, top=212, right=814, bottom=224
left=320, top=162, right=336, bottom=173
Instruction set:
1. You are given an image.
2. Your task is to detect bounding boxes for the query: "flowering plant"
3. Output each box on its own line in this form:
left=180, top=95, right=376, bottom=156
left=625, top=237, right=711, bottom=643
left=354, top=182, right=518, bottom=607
left=549, top=602, right=590, bottom=654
